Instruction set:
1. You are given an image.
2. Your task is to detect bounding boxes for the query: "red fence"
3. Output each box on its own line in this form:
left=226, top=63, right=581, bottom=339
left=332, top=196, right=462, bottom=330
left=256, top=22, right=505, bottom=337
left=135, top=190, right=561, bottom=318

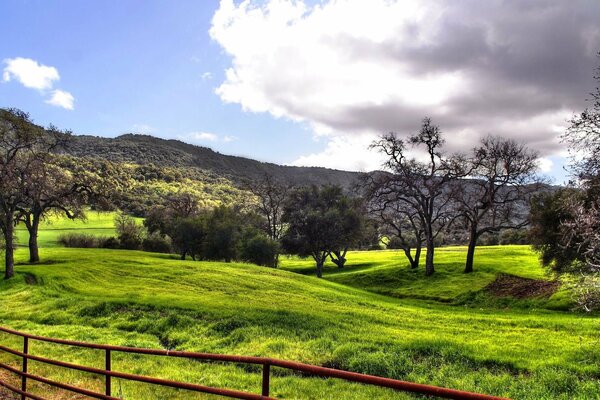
left=0, top=326, right=509, bottom=400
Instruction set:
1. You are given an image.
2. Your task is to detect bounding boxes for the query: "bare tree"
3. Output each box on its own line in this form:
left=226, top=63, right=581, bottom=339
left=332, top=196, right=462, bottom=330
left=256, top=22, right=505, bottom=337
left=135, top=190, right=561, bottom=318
left=362, top=173, right=423, bottom=268
left=456, top=136, right=540, bottom=273
left=563, top=52, right=600, bottom=182
left=370, top=118, right=462, bottom=276
left=244, top=174, right=290, bottom=267
left=245, top=173, right=289, bottom=241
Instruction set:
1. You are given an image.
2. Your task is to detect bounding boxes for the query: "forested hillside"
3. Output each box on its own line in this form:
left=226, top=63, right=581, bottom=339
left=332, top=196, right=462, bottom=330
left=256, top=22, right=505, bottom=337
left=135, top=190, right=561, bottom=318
left=63, top=133, right=360, bottom=188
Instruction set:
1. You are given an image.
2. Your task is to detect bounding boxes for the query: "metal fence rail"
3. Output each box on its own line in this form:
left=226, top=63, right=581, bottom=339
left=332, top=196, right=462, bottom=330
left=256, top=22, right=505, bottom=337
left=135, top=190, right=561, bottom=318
left=0, top=326, right=509, bottom=400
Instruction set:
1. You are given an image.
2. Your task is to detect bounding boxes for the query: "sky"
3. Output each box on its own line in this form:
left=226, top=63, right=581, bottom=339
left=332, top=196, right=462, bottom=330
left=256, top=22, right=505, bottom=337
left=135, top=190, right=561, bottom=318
left=1, top=0, right=599, bottom=183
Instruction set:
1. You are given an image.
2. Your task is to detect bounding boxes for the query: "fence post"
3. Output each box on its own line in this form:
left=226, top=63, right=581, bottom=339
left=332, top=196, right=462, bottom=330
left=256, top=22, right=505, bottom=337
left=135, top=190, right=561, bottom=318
left=105, top=349, right=111, bottom=396
left=261, top=362, right=270, bottom=397
left=21, top=336, right=28, bottom=400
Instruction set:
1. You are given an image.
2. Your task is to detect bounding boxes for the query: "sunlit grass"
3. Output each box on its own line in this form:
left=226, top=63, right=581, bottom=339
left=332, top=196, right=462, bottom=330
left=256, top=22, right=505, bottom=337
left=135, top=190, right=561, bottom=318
left=0, top=246, right=598, bottom=399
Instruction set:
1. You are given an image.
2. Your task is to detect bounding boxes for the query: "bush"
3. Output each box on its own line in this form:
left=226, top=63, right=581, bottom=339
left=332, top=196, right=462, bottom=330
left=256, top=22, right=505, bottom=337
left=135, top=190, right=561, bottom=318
left=499, top=229, right=529, bottom=245
left=101, top=237, right=120, bottom=249
left=240, top=232, right=279, bottom=267
left=58, top=233, right=105, bottom=248
left=115, top=213, right=145, bottom=250
left=142, top=232, right=172, bottom=253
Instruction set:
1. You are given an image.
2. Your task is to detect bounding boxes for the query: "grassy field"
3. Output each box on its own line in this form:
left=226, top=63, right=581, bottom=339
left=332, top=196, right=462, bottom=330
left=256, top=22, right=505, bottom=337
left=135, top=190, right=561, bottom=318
left=0, top=213, right=598, bottom=399
left=14, top=211, right=142, bottom=248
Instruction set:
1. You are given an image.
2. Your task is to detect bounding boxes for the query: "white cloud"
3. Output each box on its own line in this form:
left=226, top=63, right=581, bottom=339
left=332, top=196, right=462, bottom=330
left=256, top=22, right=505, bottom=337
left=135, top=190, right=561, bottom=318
left=537, top=157, right=554, bottom=174
left=2, top=57, right=59, bottom=90
left=132, top=124, right=155, bottom=134
left=3, top=57, right=75, bottom=110
left=291, top=133, right=385, bottom=172
left=201, top=72, right=213, bottom=80
left=210, top=0, right=599, bottom=170
left=181, top=131, right=236, bottom=143
left=45, top=89, right=74, bottom=110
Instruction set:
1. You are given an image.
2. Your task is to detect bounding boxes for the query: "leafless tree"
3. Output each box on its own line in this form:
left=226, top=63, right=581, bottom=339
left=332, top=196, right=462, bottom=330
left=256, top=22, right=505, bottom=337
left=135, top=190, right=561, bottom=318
left=245, top=173, right=290, bottom=242
left=455, top=136, right=540, bottom=273
left=362, top=173, right=424, bottom=268
left=370, top=118, right=463, bottom=276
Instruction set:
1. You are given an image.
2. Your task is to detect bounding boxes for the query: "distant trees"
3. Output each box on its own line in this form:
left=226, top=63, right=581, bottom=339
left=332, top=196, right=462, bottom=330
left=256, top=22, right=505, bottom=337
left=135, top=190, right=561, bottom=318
left=455, top=136, right=540, bottom=273
left=368, top=118, right=463, bottom=276
left=281, top=185, right=364, bottom=277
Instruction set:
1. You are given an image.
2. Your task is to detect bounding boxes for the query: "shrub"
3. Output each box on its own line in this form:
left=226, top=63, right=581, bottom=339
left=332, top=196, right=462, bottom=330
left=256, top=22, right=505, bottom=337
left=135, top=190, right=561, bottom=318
left=240, top=232, right=279, bottom=267
left=101, top=237, right=120, bottom=249
left=142, top=232, right=172, bottom=253
left=58, top=233, right=104, bottom=248
left=115, top=213, right=145, bottom=250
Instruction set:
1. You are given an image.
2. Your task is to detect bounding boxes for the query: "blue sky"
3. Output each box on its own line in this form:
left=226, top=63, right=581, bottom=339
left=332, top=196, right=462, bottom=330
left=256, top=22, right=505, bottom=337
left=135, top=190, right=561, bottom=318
left=0, top=1, right=321, bottom=164
left=2, top=0, right=598, bottom=183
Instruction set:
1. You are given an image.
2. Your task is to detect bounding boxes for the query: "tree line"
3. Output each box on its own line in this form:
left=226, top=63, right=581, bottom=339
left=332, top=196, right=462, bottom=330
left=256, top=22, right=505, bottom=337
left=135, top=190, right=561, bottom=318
left=0, top=106, right=542, bottom=281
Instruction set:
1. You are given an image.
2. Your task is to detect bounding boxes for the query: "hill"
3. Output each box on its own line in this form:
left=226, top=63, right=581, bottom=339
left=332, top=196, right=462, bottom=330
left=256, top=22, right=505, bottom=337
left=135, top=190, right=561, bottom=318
left=64, top=133, right=361, bottom=188
left=0, top=245, right=598, bottom=399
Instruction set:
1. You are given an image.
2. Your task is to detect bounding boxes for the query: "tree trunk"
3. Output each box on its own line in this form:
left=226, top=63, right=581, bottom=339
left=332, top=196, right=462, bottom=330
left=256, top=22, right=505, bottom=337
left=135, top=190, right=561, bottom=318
left=316, top=260, right=323, bottom=278
left=329, top=249, right=347, bottom=268
left=464, top=227, right=478, bottom=273
left=4, top=214, right=15, bottom=279
left=314, top=252, right=325, bottom=278
left=413, top=244, right=422, bottom=269
left=403, top=248, right=416, bottom=268
left=180, top=251, right=186, bottom=260
left=424, top=237, right=435, bottom=276
left=27, top=214, right=41, bottom=263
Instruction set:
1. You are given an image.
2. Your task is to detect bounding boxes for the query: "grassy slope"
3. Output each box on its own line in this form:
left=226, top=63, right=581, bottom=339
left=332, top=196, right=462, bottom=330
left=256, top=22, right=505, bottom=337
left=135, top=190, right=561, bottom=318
left=0, top=248, right=598, bottom=399
left=14, top=211, right=142, bottom=248
left=280, top=246, right=573, bottom=310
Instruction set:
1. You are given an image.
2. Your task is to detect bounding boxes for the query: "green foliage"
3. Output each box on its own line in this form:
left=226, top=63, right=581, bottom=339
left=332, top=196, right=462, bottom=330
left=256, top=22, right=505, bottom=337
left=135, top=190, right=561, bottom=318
left=529, top=189, right=583, bottom=272
left=115, top=212, right=145, bottom=250
left=282, top=185, right=365, bottom=275
left=142, top=232, right=172, bottom=254
left=239, top=229, right=279, bottom=267
left=57, top=233, right=108, bottom=248
left=203, top=205, right=241, bottom=262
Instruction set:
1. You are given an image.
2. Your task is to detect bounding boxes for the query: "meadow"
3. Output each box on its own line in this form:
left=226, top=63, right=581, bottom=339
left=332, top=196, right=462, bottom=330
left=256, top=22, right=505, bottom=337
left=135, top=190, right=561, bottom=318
left=0, top=215, right=598, bottom=399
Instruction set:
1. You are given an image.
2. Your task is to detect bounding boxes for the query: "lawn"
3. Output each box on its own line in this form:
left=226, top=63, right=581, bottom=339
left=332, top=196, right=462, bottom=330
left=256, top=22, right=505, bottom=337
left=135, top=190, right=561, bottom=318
left=0, top=245, right=598, bottom=399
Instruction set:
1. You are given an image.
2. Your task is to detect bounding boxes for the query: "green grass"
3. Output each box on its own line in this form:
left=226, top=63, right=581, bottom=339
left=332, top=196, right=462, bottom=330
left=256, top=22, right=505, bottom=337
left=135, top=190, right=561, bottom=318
left=0, top=246, right=599, bottom=399
left=14, top=211, right=142, bottom=248
left=280, top=246, right=573, bottom=310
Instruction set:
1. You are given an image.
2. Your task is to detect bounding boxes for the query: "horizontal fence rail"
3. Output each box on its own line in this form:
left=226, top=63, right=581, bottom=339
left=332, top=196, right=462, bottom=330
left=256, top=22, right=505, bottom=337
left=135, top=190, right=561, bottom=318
left=0, top=326, right=510, bottom=400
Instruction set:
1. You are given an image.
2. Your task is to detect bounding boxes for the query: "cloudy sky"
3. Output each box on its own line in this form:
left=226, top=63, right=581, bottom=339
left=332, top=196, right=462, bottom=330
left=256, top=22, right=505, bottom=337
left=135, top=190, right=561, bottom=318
left=1, top=1, right=599, bottom=182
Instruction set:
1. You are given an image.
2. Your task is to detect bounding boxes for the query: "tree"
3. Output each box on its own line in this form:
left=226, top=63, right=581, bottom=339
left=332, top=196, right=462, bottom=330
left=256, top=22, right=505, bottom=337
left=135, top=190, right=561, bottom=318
left=0, top=108, right=64, bottom=278
left=203, top=205, right=242, bottom=262
left=18, top=151, right=92, bottom=262
left=455, top=136, right=540, bottom=273
left=239, top=229, right=279, bottom=267
left=244, top=174, right=290, bottom=267
left=531, top=53, right=600, bottom=311
left=363, top=173, right=424, bottom=268
left=115, top=213, right=145, bottom=250
left=170, top=216, right=206, bottom=260
left=370, top=118, right=462, bottom=276
left=281, top=185, right=364, bottom=277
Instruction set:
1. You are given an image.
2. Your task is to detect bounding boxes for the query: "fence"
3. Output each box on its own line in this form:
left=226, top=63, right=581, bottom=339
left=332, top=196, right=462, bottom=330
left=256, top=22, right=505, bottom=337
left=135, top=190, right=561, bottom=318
left=0, top=326, right=509, bottom=400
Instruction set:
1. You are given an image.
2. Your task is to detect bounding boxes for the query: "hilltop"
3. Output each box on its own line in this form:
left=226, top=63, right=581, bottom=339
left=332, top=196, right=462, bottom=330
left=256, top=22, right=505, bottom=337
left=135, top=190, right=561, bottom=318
left=64, top=133, right=361, bottom=188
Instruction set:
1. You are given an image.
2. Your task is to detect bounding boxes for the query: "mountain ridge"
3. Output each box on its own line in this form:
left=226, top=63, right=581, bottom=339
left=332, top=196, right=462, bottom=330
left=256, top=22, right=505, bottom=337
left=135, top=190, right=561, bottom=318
left=65, top=133, right=361, bottom=188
